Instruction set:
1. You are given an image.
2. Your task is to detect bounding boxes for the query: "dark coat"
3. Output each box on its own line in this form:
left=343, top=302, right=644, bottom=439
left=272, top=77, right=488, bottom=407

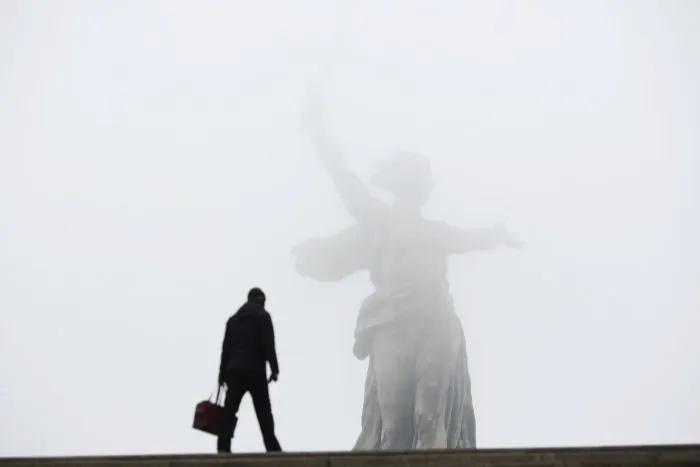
left=219, top=301, right=279, bottom=377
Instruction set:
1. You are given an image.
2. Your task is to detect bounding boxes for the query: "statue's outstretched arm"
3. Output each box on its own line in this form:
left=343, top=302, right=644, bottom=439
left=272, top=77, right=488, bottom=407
left=302, top=85, right=386, bottom=226
left=292, top=225, right=371, bottom=282
left=435, top=221, right=523, bottom=255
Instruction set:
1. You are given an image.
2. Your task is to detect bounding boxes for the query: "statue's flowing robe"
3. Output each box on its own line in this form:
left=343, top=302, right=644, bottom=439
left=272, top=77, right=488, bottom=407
left=294, top=225, right=477, bottom=449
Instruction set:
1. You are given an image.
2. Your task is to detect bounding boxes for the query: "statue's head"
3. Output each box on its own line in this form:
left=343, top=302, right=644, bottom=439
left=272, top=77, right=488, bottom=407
left=370, top=151, right=434, bottom=207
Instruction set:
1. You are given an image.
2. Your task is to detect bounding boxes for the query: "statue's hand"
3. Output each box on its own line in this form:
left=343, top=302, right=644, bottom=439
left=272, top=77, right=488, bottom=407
left=290, top=240, right=322, bottom=277
left=495, top=223, right=524, bottom=249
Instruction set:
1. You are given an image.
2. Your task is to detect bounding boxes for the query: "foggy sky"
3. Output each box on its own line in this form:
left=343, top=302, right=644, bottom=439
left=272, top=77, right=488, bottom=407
left=1, top=0, right=699, bottom=457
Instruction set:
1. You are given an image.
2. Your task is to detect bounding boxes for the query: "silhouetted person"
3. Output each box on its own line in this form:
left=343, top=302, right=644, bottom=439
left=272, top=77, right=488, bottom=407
left=217, top=287, right=282, bottom=453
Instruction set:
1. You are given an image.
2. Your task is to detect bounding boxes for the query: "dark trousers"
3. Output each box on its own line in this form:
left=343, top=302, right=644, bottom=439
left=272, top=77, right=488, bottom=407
left=217, top=370, right=282, bottom=453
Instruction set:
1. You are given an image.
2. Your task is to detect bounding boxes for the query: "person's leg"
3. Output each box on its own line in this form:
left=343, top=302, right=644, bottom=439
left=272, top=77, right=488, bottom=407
left=217, top=372, right=248, bottom=453
left=370, top=325, right=415, bottom=449
left=413, top=315, right=460, bottom=449
left=249, top=373, right=282, bottom=452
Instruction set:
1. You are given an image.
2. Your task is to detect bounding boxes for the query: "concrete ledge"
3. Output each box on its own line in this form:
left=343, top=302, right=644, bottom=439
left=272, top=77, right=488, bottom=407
left=1, top=444, right=699, bottom=467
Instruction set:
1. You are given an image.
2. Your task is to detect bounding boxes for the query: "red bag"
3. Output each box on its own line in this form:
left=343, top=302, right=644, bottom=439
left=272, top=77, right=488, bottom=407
left=193, top=387, right=226, bottom=436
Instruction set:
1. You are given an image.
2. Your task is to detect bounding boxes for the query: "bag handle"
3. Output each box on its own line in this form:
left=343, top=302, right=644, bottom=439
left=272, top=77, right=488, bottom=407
left=209, top=385, right=225, bottom=406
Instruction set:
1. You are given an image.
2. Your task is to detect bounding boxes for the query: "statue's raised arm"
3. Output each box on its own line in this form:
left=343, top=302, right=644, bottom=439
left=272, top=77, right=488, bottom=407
left=301, top=85, right=386, bottom=226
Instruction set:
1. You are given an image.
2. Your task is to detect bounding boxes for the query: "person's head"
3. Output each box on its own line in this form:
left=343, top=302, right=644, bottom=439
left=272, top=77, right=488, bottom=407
left=247, top=287, right=266, bottom=306
left=370, top=151, right=434, bottom=209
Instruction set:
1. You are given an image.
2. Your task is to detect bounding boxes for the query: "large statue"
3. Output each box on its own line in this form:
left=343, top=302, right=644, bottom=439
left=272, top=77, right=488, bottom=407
left=292, top=86, right=522, bottom=450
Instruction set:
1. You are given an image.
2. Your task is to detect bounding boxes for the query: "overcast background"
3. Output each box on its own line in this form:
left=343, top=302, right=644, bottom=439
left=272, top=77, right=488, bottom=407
left=1, top=0, right=699, bottom=457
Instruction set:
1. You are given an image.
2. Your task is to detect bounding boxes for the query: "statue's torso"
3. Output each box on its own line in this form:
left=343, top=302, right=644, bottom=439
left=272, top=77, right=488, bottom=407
left=353, top=211, right=460, bottom=360
left=369, top=212, right=449, bottom=293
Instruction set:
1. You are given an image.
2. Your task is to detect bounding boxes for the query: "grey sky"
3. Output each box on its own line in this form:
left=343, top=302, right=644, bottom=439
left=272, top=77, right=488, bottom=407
left=1, top=0, right=698, bottom=457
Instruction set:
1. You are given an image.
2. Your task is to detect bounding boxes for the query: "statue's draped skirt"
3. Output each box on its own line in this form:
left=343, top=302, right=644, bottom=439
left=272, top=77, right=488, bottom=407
left=352, top=289, right=477, bottom=450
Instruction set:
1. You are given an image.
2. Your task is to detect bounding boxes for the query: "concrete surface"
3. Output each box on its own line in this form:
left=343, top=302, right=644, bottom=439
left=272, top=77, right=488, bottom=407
left=1, top=444, right=699, bottom=467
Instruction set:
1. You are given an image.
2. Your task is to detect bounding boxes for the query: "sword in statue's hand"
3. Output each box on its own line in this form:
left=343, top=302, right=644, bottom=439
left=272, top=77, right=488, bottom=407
left=301, top=81, right=325, bottom=135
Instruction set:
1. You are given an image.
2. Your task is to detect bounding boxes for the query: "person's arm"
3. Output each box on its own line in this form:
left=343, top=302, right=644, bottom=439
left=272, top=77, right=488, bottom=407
left=218, top=319, right=232, bottom=384
left=302, top=85, right=385, bottom=226
left=436, top=221, right=523, bottom=255
left=261, top=313, right=279, bottom=378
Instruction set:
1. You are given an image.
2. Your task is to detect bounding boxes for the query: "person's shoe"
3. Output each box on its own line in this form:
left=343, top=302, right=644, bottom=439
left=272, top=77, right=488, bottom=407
left=216, top=442, right=231, bottom=454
